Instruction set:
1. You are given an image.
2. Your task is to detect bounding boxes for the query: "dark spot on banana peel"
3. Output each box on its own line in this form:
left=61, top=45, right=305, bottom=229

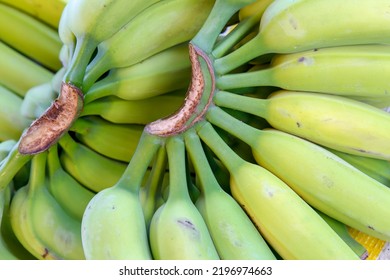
left=18, top=82, right=84, bottom=155
left=177, top=219, right=197, bottom=231
left=42, top=248, right=49, bottom=259
left=368, top=225, right=375, bottom=230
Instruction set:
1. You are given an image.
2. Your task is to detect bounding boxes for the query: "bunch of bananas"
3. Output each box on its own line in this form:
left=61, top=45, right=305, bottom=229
left=1, top=0, right=390, bottom=260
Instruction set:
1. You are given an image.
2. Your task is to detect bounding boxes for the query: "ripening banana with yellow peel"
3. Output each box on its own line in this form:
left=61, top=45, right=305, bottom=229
left=3, top=0, right=390, bottom=260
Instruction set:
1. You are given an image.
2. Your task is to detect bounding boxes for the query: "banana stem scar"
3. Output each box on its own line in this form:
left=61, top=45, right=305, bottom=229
left=18, top=82, right=84, bottom=155
left=145, top=43, right=215, bottom=136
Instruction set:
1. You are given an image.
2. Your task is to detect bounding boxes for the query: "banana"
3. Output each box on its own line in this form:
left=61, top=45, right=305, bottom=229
left=196, top=120, right=359, bottom=260
left=62, top=0, right=162, bottom=88
left=328, top=148, right=390, bottom=188
left=0, top=41, right=53, bottom=97
left=0, top=182, right=36, bottom=259
left=0, top=85, right=31, bottom=141
left=238, top=0, right=275, bottom=21
left=82, top=0, right=215, bottom=91
left=206, top=106, right=390, bottom=242
left=47, top=144, right=95, bottom=221
left=315, top=209, right=368, bottom=260
left=9, top=152, right=85, bottom=260
left=0, top=0, right=68, bottom=28
left=214, top=89, right=390, bottom=160
left=80, top=90, right=187, bottom=125
left=184, top=129, right=276, bottom=260
left=217, top=44, right=390, bottom=100
left=83, top=43, right=192, bottom=104
left=20, top=81, right=57, bottom=121
left=0, top=140, right=17, bottom=161
left=69, top=116, right=144, bottom=162
left=81, top=132, right=163, bottom=259
left=58, top=132, right=127, bottom=193
left=149, top=136, right=219, bottom=260
left=215, top=0, right=390, bottom=75
left=0, top=3, right=63, bottom=71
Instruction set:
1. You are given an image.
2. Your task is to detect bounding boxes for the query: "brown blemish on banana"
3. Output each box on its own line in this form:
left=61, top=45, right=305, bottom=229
left=145, top=44, right=215, bottom=136
left=18, top=82, right=84, bottom=155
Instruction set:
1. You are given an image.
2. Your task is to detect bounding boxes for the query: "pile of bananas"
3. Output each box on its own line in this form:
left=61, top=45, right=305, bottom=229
left=1, top=0, right=390, bottom=260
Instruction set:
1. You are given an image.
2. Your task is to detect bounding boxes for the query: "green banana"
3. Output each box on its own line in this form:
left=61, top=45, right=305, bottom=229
left=238, top=0, right=275, bottom=21
left=0, top=41, right=53, bottom=98
left=217, top=44, right=390, bottom=101
left=0, top=85, right=31, bottom=141
left=215, top=0, right=390, bottom=75
left=0, top=3, right=62, bottom=71
left=58, top=132, right=127, bottom=193
left=149, top=136, right=219, bottom=260
left=9, top=152, right=85, bottom=260
left=184, top=129, right=276, bottom=260
left=62, top=0, right=162, bottom=88
left=206, top=106, right=390, bottom=242
left=0, top=140, right=17, bottom=161
left=80, top=90, right=187, bottom=125
left=315, top=209, right=368, bottom=260
left=0, top=0, right=68, bottom=29
left=214, top=90, right=390, bottom=160
left=47, top=144, right=95, bottom=221
left=70, top=116, right=144, bottom=162
left=84, top=43, right=192, bottom=104
left=81, top=132, right=162, bottom=259
left=82, top=0, right=215, bottom=91
left=196, top=120, right=359, bottom=260
left=20, top=81, right=57, bottom=121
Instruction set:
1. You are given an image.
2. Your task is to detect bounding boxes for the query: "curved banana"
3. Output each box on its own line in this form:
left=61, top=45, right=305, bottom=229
left=215, top=0, right=390, bottom=74
left=81, top=132, right=162, bottom=259
left=0, top=3, right=62, bottom=71
left=61, top=0, right=162, bottom=88
left=47, top=144, right=95, bottom=221
left=239, top=0, right=275, bottom=20
left=58, top=132, right=127, bottom=193
left=82, top=0, right=215, bottom=90
left=80, top=90, right=187, bottom=125
left=218, top=44, right=390, bottom=100
left=0, top=41, right=53, bottom=98
left=196, top=120, right=359, bottom=260
left=70, top=116, right=144, bottom=162
left=0, top=85, right=31, bottom=141
left=149, top=136, right=219, bottom=260
left=206, top=106, right=390, bottom=242
left=184, top=129, right=276, bottom=260
left=84, top=43, right=192, bottom=104
left=214, top=90, right=390, bottom=160
left=9, top=152, right=85, bottom=260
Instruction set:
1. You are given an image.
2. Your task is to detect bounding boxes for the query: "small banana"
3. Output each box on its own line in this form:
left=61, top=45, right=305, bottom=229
left=184, top=129, right=276, bottom=260
left=238, top=0, right=275, bottom=21
left=214, top=90, right=390, bottom=160
left=149, top=136, right=220, bottom=260
left=215, top=0, right=390, bottom=74
left=196, top=120, right=359, bottom=260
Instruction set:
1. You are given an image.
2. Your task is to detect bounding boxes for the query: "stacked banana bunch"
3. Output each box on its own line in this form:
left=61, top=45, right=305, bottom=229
left=2, top=0, right=390, bottom=260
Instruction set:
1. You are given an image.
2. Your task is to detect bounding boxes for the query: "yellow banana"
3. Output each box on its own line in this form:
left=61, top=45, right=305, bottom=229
left=149, top=136, right=219, bottom=260
left=70, top=116, right=144, bottom=162
left=239, top=0, right=275, bottom=21
left=81, top=132, right=162, bottom=259
left=184, top=129, right=276, bottom=260
left=215, top=0, right=390, bottom=74
left=214, top=90, right=390, bottom=160
left=206, top=106, right=390, bottom=242
left=196, top=120, right=358, bottom=260
left=218, top=44, right=390, bottom=100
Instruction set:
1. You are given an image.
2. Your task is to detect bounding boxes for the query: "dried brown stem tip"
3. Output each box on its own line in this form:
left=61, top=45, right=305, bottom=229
left=18, top=82, right=84, bottom=155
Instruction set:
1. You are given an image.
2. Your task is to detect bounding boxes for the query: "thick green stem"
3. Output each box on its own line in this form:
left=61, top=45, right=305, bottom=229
left=217, top=68, right=273, bottom=90
left=58, top=132, right=79, bottom=156
left=214, top=35, right=268, bottom=75
left=82, top=52, right=108, bottom=92
left=184, top=128, right=221, bottom=194
left=214, top=90, right=268, bottom=119
left=63, top=36, right=97, bottom=90
left=27, top=151, right=47, bottom=193
left=47, top=144, right=61, bottom=178
left=0, top=141, right=32, bottom=192
left=195, top=121, right=244, bottom=173
left=116, top=131, right=163, bottom=192
left=165, top=136, right=191, bottom=202
left=191, top=0, right=256, bottom=54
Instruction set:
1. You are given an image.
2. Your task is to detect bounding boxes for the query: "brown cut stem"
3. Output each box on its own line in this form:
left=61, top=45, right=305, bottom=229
left=18, top=82, right=84, bottom=154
